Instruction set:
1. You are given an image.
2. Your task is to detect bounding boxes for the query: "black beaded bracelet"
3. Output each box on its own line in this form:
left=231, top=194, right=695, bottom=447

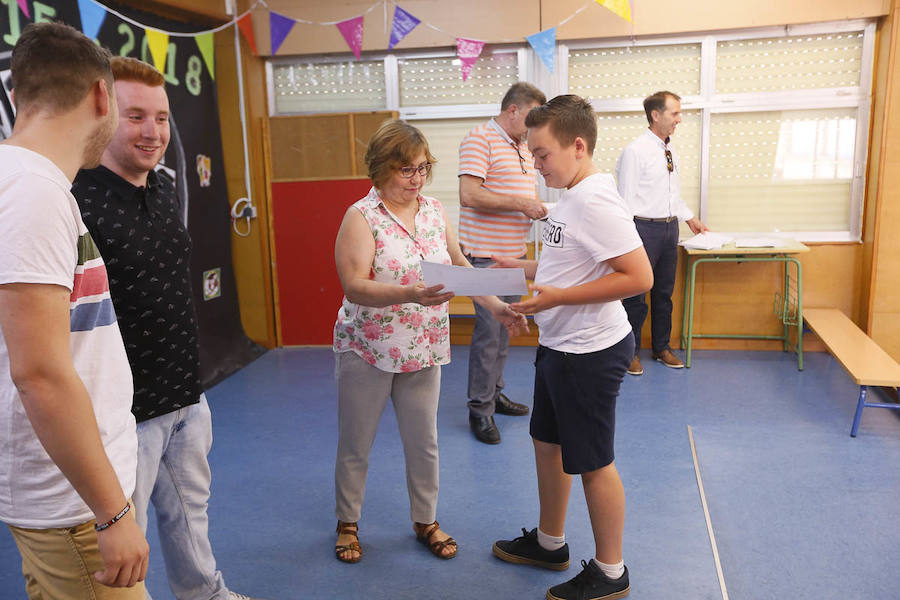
left=94, top=503, right=131, bottom=532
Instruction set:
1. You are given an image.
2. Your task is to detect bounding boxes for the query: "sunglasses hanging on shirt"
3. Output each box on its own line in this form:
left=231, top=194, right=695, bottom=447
left=664, top=149, right=674, bottom=173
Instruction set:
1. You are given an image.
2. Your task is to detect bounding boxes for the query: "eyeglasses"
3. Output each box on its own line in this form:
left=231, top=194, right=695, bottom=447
left=512, top=143, right=528, bottom=175
left=399, top=163, right=432, bottom=178
left=665, top=149, right=674, bottom=173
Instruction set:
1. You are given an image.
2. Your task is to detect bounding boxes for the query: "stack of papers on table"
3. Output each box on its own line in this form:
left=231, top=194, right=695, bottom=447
left=679, top=232, right=733, bottom=250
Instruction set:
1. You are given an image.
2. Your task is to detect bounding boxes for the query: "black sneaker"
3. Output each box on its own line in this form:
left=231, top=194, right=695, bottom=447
left=547, top=560, right=629, bottom=600
left=492, top=527, right=569, bottom=571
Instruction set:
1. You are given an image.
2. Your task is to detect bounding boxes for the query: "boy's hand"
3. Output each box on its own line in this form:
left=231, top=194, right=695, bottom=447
left=488, top=256, right=523, bottom=269
left=490, top=303, right=530, bottom=337
left=510, top=284, right=563, bottom=314
left=94, top=511, right=149, bottom=587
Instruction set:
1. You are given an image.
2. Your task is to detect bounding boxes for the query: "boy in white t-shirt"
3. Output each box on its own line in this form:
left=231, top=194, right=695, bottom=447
left=491, top=95, right=653, bottom=600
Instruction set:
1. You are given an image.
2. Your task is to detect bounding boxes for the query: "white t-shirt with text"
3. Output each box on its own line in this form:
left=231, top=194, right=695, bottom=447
left=533, top=172, right=643, bottom=354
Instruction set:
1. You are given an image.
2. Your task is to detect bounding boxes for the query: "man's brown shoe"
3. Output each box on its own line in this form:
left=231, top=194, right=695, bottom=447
left=626, top=355, right=643, bottom=376
left=652, top=349, right=684, bottom=369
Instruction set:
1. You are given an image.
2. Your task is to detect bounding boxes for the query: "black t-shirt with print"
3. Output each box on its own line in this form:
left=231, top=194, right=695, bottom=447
left=72, top=166, right=202, bottom=423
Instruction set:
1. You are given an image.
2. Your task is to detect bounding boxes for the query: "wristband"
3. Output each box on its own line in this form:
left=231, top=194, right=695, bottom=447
left=94, top=503, right=131, bottom=532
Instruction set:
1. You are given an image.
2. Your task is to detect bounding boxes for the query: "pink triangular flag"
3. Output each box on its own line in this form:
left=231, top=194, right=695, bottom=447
left=336, top=16, right=364, bottom=59
left=237, top=13, right=258, bottom=55
left=456, top=38, right=485, bottom=82
left=17, top=0, right=30, bottom=19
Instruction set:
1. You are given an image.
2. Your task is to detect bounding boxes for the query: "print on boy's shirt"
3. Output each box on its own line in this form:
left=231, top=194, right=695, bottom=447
left=70, top=232, right=117, bottom=332
left=542, top=218, right=566, bottom=248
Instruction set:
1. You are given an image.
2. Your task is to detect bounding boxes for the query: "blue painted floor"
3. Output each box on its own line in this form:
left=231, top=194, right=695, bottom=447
left=2, top=346, right=900, bottom=600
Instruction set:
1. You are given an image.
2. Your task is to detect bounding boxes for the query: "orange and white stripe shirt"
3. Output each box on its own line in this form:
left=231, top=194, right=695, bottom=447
left=457, top=119, right=537, bottom=258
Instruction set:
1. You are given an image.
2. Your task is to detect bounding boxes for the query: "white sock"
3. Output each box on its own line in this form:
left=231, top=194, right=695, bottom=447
left=536, top=528, right=566, bottom=551
left=592, top=558, right=625, bottom=579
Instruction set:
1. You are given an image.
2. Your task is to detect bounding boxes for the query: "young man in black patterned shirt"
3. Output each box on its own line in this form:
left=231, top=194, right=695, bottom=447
left=71, top=56, right=260, bottom=600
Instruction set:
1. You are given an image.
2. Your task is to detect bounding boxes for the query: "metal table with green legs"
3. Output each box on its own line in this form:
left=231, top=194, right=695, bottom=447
left=680, top=241, right=809, bottom=369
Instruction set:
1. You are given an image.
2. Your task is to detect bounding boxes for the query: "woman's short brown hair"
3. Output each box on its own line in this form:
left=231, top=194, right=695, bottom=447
left=365, top=119, right=437, bottom=190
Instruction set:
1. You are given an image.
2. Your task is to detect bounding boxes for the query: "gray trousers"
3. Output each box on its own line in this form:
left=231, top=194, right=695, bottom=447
left=466, top=255, right=523, bottom=417
left=334, top=351, right=441, bottom=524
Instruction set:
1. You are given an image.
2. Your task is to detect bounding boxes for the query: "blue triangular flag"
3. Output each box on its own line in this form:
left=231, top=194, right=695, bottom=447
left=269, top=11, right=296, bottom=55
left=77, top=0, right=107, bottom=41
left=388, top=6, right=420, bottom=50
left=527, top=27, right=557, bottom=73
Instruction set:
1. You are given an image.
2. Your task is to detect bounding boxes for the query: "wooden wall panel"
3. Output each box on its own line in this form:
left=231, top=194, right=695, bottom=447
left=550, top=0, right=889, bottom=41
left=270, top=115, right=354, bottom=180
left=868, top=0, right=900, bottom=360
left=352, top=113, right=395, bottom=175
left=253, top=0, right=540, bottom=57
left=214, top=26, right=276, bottom=347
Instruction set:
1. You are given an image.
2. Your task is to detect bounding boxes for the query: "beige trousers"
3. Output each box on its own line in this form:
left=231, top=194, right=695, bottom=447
left=334, top=351, right=441, bottom=524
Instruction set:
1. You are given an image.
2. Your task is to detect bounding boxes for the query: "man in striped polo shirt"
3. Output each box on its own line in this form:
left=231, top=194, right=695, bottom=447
left=458, top=82, right=547, bottom=444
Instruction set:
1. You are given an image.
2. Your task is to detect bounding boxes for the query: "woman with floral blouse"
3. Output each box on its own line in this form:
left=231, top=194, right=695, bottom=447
left=331, top=119, right=527, bottom=564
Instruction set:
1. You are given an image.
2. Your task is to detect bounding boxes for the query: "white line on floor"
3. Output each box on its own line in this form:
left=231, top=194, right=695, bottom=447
left=688, top=425, right=729, bottom=600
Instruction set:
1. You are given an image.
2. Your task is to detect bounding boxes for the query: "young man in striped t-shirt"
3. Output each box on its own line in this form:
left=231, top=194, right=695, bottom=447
left=0, top=23, right=149, bottom=598
left=458, top=82, right=546, bottom=444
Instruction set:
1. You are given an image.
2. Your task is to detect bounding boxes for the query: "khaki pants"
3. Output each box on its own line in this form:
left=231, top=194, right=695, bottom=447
left=334, top=350, right=442, bottom=524
left=8, top=517, right=146, bottom=600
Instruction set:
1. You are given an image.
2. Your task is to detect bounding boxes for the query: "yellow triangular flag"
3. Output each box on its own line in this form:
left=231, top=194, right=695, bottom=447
left=596, top=0, right=632, bottom=23
left=145, top=28, right=169, bottom=74
left=195, top=32, right=215, bottom=80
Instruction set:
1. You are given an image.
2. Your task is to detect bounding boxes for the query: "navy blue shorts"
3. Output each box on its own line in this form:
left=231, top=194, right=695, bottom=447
left=530, top=334, right=634, bottom=474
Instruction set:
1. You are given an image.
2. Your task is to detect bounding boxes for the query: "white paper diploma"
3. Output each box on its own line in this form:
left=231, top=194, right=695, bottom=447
left=420, top=261, right=528, bottom=296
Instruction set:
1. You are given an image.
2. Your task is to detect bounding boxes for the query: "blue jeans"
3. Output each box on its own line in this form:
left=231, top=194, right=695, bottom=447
left=465, top=255, right=523, bottom=417
left=132, top=395, right=229, bottom=600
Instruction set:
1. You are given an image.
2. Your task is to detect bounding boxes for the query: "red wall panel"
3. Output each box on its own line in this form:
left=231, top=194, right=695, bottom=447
left=272, top=179, right=372, bottom=345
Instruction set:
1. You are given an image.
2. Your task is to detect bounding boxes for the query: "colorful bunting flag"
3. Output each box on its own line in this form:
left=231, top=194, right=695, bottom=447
left=595, top=0, right=632, bottom=23
left=527, top=27, right=557, bottom=73
left=195, top=32, right=215, bottom=80
left=77, top=0, right=107, bottom=40
left=145, top=29, right=169, bottom=74
left=237, top=13, right=258, bottom=55
left=16, top=0, right=30, bottom=19
left=336, top=16, right=364, bottom=59
left=269, top=11, right=296, bottom=55
left=456, top=38, right=485, bottom=82
left=388, top=6, right=420, bottom=50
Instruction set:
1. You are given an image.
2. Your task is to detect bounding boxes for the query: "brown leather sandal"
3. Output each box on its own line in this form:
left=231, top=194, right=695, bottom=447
left=335, top=521, right=361, bottom=563
left=414, top=520, right=458, bottom=560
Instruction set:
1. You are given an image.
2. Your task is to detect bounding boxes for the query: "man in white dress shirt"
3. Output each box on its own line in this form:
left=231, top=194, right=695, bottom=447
left=615, top=91, right=708, bottom=375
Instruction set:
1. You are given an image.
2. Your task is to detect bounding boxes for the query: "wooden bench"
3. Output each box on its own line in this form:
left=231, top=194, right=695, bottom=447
left=803, top=308, right=900, bottom=437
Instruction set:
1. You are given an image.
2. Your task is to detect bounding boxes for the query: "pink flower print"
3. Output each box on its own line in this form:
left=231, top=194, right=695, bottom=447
left=335, top=340, right=343, bottom=350
left=400, top=270, right=418, bottom=286
left=345, top=327, right=355, bottom=335
left=426, top=326, right=442, bottom=344
left=389, top=347, right=402, bottom=360
left=363, top=321, right=382, bottom=340
left=383, top=325, right=394, bottom=335
left=387, top=258, right=402, bottom=272
left=373, top=313, right=382, bottom=321
left=408, top=312, right=424, bottom=328
left=400, top=358, right=422, bottom=372
left=375, top=239, right=385, bottom=249
left=362, top=350, right=376, bottom=365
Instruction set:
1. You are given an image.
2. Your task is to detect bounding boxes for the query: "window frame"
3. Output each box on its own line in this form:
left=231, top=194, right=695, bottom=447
left=559, top=19, right=875, bottom=241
